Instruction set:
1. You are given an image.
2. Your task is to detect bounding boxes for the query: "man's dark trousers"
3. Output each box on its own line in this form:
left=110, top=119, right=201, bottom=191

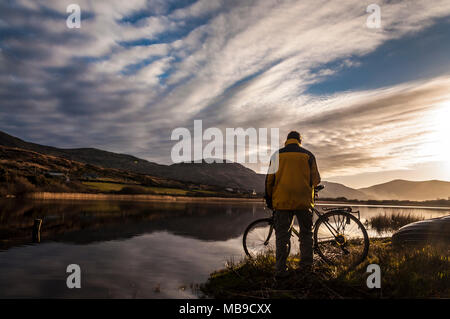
left=273, top=210, right=313, bottom=274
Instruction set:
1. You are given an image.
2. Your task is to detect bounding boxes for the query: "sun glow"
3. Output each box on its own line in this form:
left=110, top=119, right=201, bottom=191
left=429, top=101, right=450, bottom=176
left=415, top=100, right=450, bottom=179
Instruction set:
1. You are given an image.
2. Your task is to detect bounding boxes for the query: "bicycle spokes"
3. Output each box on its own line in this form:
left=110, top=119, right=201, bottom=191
left=315, top=211, right=369, bottom=268
left=264, top=226, right=274, bottom=245
left=244, top=219, right=277, bottom=257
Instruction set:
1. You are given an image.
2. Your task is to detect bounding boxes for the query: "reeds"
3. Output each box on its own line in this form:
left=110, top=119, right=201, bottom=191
left=369, top=213, right=424, bottom=233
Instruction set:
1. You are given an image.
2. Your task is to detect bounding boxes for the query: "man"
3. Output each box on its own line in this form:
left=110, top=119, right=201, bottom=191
left=265, top=131, right=321, bottom=278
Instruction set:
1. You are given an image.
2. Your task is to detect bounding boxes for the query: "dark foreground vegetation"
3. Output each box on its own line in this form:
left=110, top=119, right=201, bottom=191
left=201, top=239, right=449, bottom=299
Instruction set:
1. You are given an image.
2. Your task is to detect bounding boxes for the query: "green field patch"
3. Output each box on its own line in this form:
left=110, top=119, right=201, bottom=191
left=144, top=186, right=189, bottom=195
left=82, top=182, right=126, bottom=192
left=82, top=181, right=191, bottom=195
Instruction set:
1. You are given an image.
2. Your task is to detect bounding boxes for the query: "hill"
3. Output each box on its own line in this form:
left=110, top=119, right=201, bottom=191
left=0, top=145, right=234, bottom=197
left=320, top=181, right=369, bottom=200
left=2, top=130, right=450, bottom=201
left=0, top=131, right=264, bottom=192
left=0, top=130, right=166, bottom=174
left=358, top=179, right=450, bottom=201
left=166, top=161, right=265, bottom=192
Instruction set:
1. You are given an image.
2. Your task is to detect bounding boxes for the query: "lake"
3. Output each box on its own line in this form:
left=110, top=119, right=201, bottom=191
left=0, top=199, right=449, bottom=298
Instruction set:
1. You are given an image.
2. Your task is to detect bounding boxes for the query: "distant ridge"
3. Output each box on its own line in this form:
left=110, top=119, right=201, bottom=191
left=358, top=179, right=450, bottom=201
left=0, top=130, right=265, bottom=192
left=1, top=130, right=449, bottom=200
left=320, top=181, right=370, bottom=200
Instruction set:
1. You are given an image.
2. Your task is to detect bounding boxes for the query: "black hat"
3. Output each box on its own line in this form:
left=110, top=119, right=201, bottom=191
left=287, top=131, right=301, bottom=142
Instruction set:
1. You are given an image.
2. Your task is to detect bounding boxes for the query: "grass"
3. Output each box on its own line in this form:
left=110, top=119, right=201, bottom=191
left=369, top=213, right=424, bottom=233
left=82, top=182, right=125, bottom=192
left=143, top=186, right=189, bottom=195
left=201, top=239, right=449, bottom=299
left=82, top=182, right=190, bottom=195
left=82, top=181, right=227, bottom=196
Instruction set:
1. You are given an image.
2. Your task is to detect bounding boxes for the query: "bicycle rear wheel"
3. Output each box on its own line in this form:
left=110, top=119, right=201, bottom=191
left=314, top=210, right=369, bottom=269
left=243, top=218, right=291, bottom=258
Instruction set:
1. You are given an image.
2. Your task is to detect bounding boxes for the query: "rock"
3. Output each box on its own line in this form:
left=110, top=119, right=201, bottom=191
left=392, top=215, right=450, bottom=245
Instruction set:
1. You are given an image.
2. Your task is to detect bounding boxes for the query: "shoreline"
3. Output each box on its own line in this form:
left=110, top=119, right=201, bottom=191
left=4, top=192, right=449, bottom=209
left=24, top=192, right=264, bottom=203
left=317, top=202, right=450, bottom=210
left=201, top=238, right=450, bottom=299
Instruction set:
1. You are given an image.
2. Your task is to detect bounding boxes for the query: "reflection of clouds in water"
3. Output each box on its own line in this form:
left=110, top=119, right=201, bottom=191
left=351, top=206, right=450, bottom=238
left=317, top=205, right=450, bottom=224
left=356, top=206, right=450, bottom=221
left=0, top=231, right=244, bottom=298
left=1, top=204, right=448, bottom=298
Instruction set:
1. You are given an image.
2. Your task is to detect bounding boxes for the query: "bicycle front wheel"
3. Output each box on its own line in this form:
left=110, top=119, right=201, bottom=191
left=314, top=211, right=369, bottom=269
left=243, top=218, right=290, bottom=258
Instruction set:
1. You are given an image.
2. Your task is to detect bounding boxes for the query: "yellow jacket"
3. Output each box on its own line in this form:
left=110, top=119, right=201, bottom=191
left=265, top=138, right=321, bottom=210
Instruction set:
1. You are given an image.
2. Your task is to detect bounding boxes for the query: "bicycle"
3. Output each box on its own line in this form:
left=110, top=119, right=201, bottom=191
left=243, top=185, right=369, bottom=269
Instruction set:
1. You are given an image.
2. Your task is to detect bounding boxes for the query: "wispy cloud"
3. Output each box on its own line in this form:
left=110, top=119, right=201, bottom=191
left=1, top=0, right=450, bottom=182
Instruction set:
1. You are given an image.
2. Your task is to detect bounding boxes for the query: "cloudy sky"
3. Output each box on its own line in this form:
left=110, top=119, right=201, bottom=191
left=1, top=0, right=450, bottom=188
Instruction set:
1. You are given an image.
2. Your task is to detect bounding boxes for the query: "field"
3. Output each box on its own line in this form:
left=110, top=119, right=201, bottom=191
left=82, top=181, right=188, bottom=194
left=0, top=145, right=237, bottom=198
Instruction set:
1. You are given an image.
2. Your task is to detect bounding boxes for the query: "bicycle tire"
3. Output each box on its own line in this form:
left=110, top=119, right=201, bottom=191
left=314, top=210, right=369, bottom=269
left=243, top=218, right=291, bottom=258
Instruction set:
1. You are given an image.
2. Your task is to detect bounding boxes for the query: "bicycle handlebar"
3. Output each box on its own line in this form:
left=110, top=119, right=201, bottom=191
left=315, top=184, right=324, bottom=192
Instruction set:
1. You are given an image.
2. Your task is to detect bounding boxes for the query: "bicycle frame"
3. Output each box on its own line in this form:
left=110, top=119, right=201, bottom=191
left=248, top=186, right=369, bottom=265
left=280, top=207, right=335, bottom=240
left=270, top=197, right=351, bottom=242
left=263, top=188, right=359, bottom=246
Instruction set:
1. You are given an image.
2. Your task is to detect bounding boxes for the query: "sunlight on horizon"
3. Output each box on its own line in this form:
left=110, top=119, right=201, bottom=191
left=426, top=101, right=450, bottom=176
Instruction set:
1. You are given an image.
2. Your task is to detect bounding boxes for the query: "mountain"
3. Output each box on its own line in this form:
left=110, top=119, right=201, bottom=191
left=0, top=143, right=231, bottom=195
left=2, top=130, right=449, bottom=200
left=358, top=179, right=450, bottom=201
left=166, top=161, right=265, bottom=192
left=0, top=130, right=265, bottom=192
left=0, top=130, right=166, bottom=173
left=320, top=181, right=369, bottom=200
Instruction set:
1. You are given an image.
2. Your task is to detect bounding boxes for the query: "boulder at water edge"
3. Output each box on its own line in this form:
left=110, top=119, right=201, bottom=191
left=392, top=215, right=450, bottom=246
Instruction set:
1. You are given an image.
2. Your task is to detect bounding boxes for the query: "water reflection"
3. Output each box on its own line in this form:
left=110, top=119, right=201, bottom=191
left=0, top=232, right=244, bottom=298
left=0, top=200, right=268, bottom=250
left=0, top=199, right=448, bottom=298
left=333, top=205, right=450, bottom=238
